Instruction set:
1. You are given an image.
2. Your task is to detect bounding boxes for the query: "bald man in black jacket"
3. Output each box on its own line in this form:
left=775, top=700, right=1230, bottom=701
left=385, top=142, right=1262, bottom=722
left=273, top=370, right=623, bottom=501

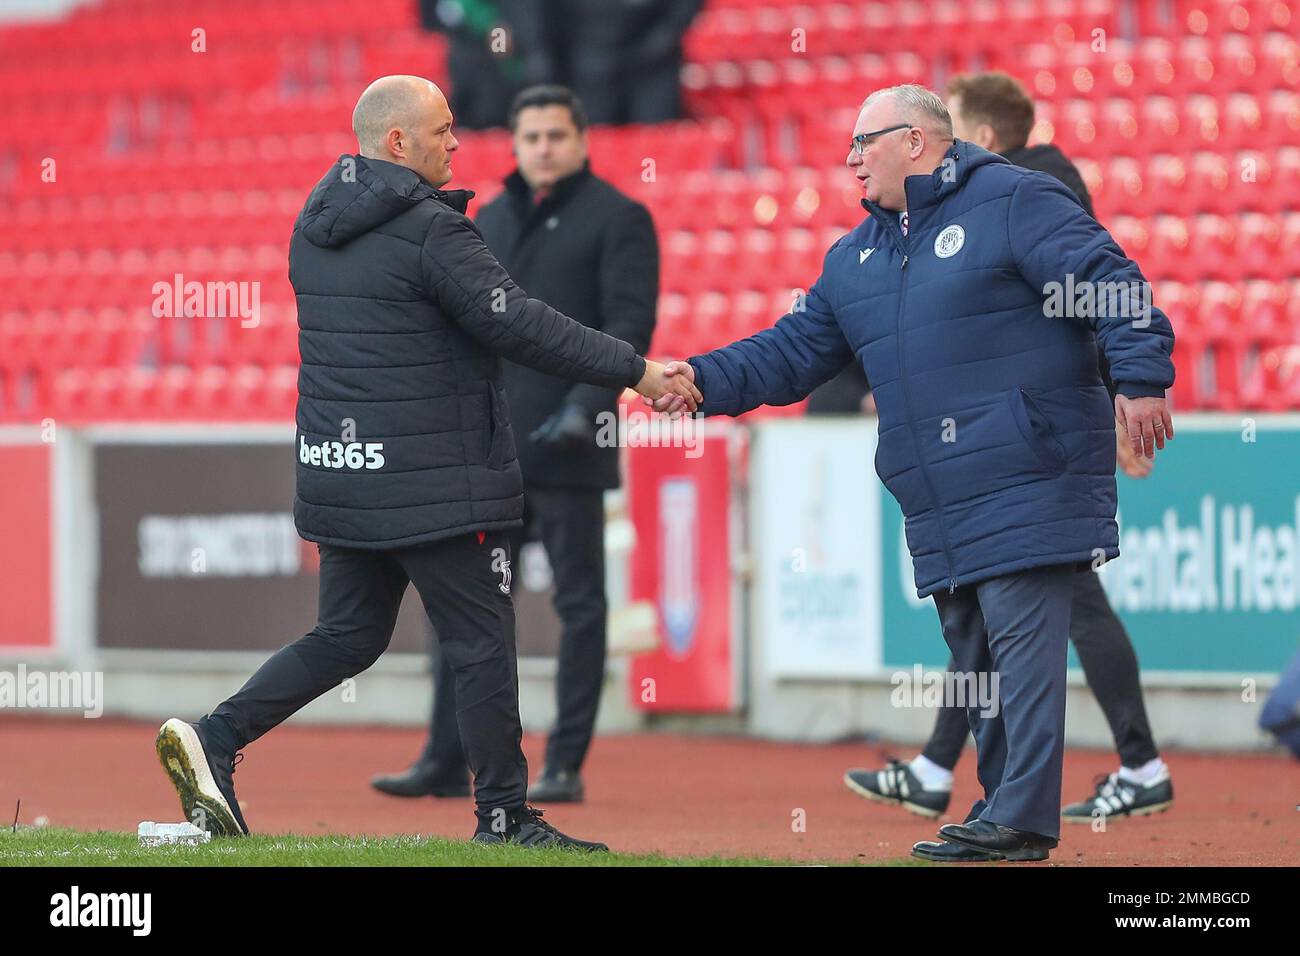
left=372, top=85, right=658, bottom=805
left=155, top=76, right=696, bottom=850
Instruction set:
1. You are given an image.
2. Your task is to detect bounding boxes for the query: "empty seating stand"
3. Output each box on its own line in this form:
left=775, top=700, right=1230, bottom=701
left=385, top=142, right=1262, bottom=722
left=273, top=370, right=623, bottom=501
left=0, top=0, right=1296, bottom=422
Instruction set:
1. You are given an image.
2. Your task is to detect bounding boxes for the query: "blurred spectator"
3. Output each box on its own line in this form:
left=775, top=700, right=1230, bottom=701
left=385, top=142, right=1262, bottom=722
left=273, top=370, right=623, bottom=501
left=419, top=0, right=559, bottom=128
left=1260, top=649, right=1300, bottom=758
left=946, top=71, right=1094, bottom=217
left=419, top=1, right=700, bottom=127
left=557, top=0, right=702, bottom=124
left=806, top=363, right=874, bottom=415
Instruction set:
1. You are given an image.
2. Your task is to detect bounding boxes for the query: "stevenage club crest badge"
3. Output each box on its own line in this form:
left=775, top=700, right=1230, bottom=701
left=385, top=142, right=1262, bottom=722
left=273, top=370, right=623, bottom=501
left=934, top=224, right=965, bottom=258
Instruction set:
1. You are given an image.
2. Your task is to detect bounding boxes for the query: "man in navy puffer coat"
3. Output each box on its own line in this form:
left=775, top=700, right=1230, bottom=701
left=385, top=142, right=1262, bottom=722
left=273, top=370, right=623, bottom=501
left=652, top=86, right=1175, bottom=860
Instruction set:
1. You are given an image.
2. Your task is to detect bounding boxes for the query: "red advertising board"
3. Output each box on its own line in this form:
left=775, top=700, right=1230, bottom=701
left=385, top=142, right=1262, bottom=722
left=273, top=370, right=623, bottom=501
left=0, top=441, right=52, bottom=649
left=627, top=419, right=735, bottom=712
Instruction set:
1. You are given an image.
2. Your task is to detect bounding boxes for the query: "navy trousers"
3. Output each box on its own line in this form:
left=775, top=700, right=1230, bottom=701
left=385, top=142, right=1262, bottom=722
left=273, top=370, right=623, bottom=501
left=921, top=566, right=1160, bottom=771
left=932, top=563, right=1075, bottom=840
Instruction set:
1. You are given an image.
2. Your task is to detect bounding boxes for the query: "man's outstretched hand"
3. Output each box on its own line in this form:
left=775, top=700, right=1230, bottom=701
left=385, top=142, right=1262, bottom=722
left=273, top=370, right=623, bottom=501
left=636, top=359, right=702, bottom=416
left=1115, top=393, right=1174, bottom=460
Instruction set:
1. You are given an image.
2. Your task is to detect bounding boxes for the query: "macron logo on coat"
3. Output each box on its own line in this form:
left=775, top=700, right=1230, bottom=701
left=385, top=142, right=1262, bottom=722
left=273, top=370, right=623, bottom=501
left=859, top=248, right=875, bottom=264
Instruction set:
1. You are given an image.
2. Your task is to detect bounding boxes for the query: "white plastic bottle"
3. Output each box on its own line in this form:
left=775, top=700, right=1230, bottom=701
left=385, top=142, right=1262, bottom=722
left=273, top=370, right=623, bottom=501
left=137, top=821, right=212, bottom=846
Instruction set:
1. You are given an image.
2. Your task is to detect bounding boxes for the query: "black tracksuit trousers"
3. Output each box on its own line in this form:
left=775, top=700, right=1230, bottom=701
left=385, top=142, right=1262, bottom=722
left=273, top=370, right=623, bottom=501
left=418, top=485, right=608, bottom=778
left=202, top=530, right=526, bottom=826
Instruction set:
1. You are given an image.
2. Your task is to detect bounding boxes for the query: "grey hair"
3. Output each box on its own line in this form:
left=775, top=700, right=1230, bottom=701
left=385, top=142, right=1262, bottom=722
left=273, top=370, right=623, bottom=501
left=863, top=84, right=954, bottom=140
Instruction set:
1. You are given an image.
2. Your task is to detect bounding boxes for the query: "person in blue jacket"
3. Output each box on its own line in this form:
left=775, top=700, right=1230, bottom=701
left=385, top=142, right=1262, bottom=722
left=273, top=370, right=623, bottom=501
left=651, top=85, right=1176, bottom=862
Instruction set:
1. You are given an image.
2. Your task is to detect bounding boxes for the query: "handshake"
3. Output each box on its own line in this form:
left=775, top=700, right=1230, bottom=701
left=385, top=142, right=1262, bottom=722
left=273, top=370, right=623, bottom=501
left=531, top=360, right=702, bottom=450
left=634, top=360, right=700, bottom=417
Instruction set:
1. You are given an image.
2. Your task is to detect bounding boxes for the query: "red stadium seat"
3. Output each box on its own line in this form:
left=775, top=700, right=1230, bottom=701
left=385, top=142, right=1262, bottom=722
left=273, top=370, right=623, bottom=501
left=1236, top=212, right=1284, bottom=280
left=1186, top=151, right=1233, bottom=215
left=1191, top=214, right=1238, bottom=281
left=1, top=0, right=1297, bottom=419
left=1147, top=217, right=1193, bottom=283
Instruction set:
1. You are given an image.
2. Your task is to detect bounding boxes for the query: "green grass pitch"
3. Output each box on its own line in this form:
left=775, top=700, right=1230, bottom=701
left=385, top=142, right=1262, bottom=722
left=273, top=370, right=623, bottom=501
left=0, top=826, right=919, bottom=867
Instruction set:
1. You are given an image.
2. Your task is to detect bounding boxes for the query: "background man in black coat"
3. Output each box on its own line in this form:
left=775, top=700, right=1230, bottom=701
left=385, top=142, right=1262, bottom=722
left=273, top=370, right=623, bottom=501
left=372, top=85, right=659, bottom=803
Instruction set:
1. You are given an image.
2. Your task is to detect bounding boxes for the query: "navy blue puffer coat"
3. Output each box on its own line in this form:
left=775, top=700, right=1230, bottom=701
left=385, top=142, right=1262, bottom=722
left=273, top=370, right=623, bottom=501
left=688, top=142, right=1175, bottom=597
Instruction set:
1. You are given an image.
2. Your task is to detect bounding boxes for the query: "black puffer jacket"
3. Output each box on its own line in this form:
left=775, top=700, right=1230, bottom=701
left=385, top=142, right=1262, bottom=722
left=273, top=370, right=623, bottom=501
left=288, top=155, right=646, bottom=549
left=1001, top=143, right=1095, bottom=218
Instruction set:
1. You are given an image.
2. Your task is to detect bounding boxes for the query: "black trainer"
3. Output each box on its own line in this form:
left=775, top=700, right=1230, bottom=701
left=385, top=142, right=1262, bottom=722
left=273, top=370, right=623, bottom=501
left=371, top=764, right=471, bottom=799
left=155, top=717, right=250, bottom=836
left=1062, top=768, right=1174, bottom=823
left=472, top=805, right=608, bottom=851
left=843, top=759, right=951, bottom=818
left=527, top=768, right=584, bottom=803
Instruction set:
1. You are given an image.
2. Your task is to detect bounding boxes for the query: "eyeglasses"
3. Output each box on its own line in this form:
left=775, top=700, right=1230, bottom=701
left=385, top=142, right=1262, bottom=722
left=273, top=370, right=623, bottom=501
left=851, top=124, right=913, bottom=155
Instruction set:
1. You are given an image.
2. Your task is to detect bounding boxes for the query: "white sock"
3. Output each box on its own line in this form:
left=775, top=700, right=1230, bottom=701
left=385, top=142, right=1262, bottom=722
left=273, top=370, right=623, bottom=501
left=909, top=754, right=954, bottom=791
left=1117, top=757, right=1166, bottom=786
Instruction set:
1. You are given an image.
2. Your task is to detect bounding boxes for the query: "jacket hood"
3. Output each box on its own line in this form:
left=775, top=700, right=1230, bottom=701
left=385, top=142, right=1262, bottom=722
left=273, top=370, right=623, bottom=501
left=862, top=139, right=1010, bottom=220
left=298, top=155, right=474, bottom=248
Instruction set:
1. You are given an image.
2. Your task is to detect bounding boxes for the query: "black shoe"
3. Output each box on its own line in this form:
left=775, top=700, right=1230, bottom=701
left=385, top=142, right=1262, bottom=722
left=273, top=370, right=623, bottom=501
left=371, top=764, right=471, bottom=799
left=471, top=805, right=608, bottom=851
left=527, top=768, right=584, bottom=803
left=1062, top=768, right=1174, bottom=823
left=938, top=819, right=1056, bottom=861
left=911, top=839, right=1002, bottom=862
left=155, top=717, right=250, bottom=836
left=843, top=759, right=950, bottom=818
